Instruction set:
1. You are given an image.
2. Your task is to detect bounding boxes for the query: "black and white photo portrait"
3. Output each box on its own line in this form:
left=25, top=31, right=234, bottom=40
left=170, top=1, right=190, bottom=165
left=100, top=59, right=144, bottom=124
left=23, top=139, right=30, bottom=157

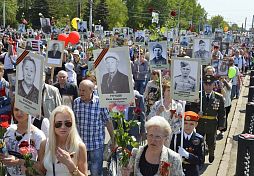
left=172, top=44, right=180, bottom=56
left=171, top=58, right=200, bottom=102
left=7, top=73, right=16, bottom=94
left=18, top=24, right=26, bottom=33
left=204, top=24, right=212, bottom=36
left=17, top=56, right=39, bottom=103
left=218, top=59, right=228, bottom=76
left=100, top=52, right=130, bottom=94
left=148, top=41, right=168, bottom=70
left=46, top=40, right=64, bottom=67
left=25, top=41, right=33, bottom=51
left=78, top=21, right=87, bottom=33
left=193, top=38, right=211, bottom=65
left=135, top=31, right=145, bottom=43
left=15, top=49, right=44, bottom=116
left=40, top=18, right=51, bottom=34
left=94, top=46, right=135, bottom=107
left=104, top=31, right=112, bottom=37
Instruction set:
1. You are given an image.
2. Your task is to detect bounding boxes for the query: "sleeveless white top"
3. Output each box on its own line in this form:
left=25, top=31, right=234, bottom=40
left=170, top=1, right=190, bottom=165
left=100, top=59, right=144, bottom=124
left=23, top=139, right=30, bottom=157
left=43, top=142, right=78, bottom=176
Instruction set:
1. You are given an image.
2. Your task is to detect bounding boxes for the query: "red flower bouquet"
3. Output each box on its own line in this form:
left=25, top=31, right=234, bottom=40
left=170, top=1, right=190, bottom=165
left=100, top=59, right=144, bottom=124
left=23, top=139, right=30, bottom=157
left=159, top=161, right=171, bottom=176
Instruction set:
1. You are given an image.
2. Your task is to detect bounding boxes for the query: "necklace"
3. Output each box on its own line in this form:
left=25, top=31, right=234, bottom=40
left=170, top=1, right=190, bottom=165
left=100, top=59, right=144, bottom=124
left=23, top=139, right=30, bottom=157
left=15, top=131, right=26, bottom=141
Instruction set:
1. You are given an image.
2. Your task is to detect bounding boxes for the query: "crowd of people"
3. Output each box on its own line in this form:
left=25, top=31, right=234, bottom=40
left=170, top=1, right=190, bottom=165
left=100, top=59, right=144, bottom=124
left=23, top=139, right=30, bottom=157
left=0, top=24, right=253, bottom=176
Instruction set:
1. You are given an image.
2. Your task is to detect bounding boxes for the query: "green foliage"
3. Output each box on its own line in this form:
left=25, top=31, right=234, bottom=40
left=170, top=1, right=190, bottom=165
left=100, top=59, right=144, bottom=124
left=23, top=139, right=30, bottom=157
left=208, top=15, right=229, bottom=31
left=106, top=0, right=128, bottom=29
left=110, top=109, right=139, bottom=167
left=94, top=0, right=109, bottom=29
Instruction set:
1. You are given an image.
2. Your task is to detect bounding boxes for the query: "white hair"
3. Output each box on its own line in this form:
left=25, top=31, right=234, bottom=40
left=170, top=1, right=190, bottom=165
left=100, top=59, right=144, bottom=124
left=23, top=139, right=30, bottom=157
left=145, top=116, right=172, bottom=136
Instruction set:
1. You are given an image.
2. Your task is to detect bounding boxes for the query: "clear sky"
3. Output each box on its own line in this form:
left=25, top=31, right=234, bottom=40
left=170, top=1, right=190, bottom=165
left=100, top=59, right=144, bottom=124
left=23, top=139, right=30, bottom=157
left=197, top=0, right=253, bottom=29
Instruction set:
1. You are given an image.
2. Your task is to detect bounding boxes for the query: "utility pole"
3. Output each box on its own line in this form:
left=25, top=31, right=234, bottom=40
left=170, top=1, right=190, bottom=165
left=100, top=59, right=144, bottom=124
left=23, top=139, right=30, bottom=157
left=89, top=0, right=93, bottom=32
left=3, top=0, right=6, bottom=28
left=252, top=15, right=254, bottom=30
left=244, top=17, right=247, bottom=31
left=77, top=0, right=81, bottom=18
left=177, top=0, right=181, bottom=34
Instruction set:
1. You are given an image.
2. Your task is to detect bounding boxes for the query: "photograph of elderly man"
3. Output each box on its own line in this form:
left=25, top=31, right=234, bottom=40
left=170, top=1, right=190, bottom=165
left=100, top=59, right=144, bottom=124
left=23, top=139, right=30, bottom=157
left=101, top=52, right=130, bottom=94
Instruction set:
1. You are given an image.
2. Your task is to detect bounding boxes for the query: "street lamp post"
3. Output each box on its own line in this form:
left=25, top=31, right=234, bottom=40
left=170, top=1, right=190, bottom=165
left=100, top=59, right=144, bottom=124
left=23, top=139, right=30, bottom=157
left=3, top=0, right=6, bottom=28
left=89, top=0, right=93, bottom=32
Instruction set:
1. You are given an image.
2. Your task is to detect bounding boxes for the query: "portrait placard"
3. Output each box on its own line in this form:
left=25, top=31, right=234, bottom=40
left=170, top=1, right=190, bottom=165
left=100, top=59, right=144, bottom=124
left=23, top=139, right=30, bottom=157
left=18, top=24, right=26, bottom=33
left=25, top=39, right=40, bottom=53
left=148, top=41, right=168, bottom=70
left=204, top=24, right=212, bottom=37
left=170, top=57, right=200, bottom=102
left=94, top=46, right=135, bottom=108
left=15, top=48, right=44, bottom=116
left=134, top=31, right=145, bottom=45
left=78, top=21, right=87, bottom=33
left=192, top=38, right=212, bottom=65
left=46, top=40, right=64, bottom=67
left=172, top=44, right=180, bottom=56
left=40, top=18, right=51, bottom=34
left=217, top=59, right=229, bottom=76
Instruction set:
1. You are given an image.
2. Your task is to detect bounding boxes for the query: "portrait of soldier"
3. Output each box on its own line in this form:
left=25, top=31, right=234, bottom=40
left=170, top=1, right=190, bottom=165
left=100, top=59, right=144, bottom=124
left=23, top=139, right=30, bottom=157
left=174, top=61, right=196, bottom=92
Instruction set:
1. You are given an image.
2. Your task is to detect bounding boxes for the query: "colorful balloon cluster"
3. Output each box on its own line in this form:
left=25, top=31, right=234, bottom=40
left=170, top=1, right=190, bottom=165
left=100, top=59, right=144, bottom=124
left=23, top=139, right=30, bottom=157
left=57, top=31, right=80, bottom=46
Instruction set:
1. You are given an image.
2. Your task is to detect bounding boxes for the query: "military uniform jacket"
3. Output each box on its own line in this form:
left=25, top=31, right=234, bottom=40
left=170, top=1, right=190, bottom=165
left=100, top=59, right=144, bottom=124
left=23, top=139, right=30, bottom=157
left=174, top=75, right=196, bottom=92
left=185, top=91, right=226, bottom=129
left=170, top=132, right=204, bottom=176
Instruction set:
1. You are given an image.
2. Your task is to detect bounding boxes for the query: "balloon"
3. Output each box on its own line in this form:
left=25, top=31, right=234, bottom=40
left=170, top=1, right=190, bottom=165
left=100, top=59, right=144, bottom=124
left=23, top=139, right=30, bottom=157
left=71, top=17, right=80, bottom=30
left=65, top=37, right=69, bottom=46
left=58, top=33, right=68, bottom=41
left=228, top=66, right=236, bottom=79
left=68, top=31, right=80, bottom=45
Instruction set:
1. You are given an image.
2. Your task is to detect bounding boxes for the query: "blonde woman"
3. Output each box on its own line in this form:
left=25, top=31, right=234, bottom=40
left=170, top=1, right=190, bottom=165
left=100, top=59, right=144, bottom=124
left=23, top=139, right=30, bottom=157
left=37, top=105, right=88, bottom=176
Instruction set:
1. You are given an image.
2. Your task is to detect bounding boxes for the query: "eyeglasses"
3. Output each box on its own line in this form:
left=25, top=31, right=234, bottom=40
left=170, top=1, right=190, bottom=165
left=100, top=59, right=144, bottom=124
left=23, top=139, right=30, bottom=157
left=55, top=121, right=72, bottom=128
left=146, top=134, right=167, bottom=141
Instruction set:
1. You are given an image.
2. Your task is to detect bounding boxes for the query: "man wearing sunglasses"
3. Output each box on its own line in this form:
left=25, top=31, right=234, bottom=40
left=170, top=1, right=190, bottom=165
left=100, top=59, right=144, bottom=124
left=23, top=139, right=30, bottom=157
left=73, top=80, right=115, bottom=176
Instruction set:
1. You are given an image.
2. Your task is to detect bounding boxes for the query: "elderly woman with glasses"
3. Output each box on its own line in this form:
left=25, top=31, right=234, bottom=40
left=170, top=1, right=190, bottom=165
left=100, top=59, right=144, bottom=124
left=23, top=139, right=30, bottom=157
left=122, top=116, right=184, bottom=176
left=37, top=105, right=88, bottom=176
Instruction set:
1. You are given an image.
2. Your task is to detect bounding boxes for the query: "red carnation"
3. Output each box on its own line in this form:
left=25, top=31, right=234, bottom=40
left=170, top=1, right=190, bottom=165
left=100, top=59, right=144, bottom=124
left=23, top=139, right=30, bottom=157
left=0, top=121, right=9, bottom=129
left=19, top=140, right=29, bottom=148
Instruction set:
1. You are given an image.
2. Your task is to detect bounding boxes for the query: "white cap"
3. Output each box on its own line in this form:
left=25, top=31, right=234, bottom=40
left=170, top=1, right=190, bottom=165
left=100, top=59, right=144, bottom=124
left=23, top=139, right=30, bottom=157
left=104, top=52, right=119, bottom=62
left=73, top=50, right=79, bottom=55
left=65, top=62, right=74, bottom=71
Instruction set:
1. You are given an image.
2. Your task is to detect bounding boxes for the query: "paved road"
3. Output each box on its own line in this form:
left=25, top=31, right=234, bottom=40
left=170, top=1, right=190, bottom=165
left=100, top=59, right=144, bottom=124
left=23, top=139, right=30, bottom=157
left=201, top=74, right=249, bottom=176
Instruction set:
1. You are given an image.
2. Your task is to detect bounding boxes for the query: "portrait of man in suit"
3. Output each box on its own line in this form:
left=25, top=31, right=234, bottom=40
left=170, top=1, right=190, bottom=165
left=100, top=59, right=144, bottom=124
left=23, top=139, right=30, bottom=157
left=40, top=18, right=51, bottom=34
left=150, top=43, right=167, bottom=65
left=48, top=43, right=62, bottom=59
left=135, top=31, right=145, bottom=42
left=101, top=52, right=130, bottom=94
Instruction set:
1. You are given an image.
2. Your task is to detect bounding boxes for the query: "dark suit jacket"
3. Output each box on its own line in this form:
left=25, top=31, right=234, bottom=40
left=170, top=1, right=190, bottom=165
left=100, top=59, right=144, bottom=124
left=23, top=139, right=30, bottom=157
left=150, top=55, right=167, bottom=65
left=135, top=36, right=144, bottom=42
left=170, top=132, right=204, bottom=176
left=48, top=50, right=61, bottom=59
left=101, top=70, right=130, bottom=94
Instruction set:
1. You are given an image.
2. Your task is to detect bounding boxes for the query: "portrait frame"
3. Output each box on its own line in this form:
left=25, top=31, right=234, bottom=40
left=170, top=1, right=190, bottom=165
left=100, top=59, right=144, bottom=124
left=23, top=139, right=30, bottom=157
left=15, top=48, right=44, bottom=116
left=148, top=41, right=168, bottom=70
left=18, top=24, right=26, bottom=33
left=170, top=57, right=200, bottom=102
left=172, top=44, right=180, bottom=56
left=94, top=46, right=135, bottom=108
left=78, top=21, right=87, bottom=33
left=203, top=24, right=212, bottom=37
left=217, top=58, right=229, bottom=76
left=192, top=38, right=212, bottom=65
left=40, top=17, right=51, bottom=34
left=134, top=31, right=145, bottom=45
left=46, top=40, right=64, bottom=67
left=25, top=39, right=40, bottom=53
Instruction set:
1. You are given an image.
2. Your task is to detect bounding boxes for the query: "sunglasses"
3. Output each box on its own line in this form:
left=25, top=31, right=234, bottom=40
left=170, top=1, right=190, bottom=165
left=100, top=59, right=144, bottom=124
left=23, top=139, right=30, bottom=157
left=55, top=121, right=72, bottom=128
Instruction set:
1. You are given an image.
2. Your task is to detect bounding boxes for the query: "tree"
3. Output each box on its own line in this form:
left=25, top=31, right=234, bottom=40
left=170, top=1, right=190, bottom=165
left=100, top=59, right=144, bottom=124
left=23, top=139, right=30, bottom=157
left=30, top=0, right=50, bottom=29
left=106, top=0, right=128, bottom=29
left=94, top=0, right=109, bottom=30
left=0, top=0, right=18, bottom=27
left=208, top=15, right=229, bottom=31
